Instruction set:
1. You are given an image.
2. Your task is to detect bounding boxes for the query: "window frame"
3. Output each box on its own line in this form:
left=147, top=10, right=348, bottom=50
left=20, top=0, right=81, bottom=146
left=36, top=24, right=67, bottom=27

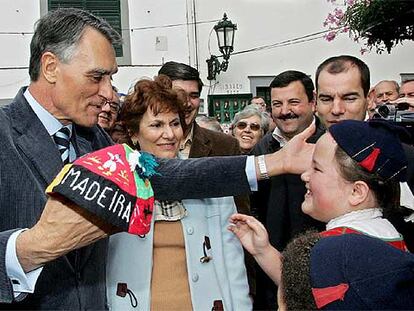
left=39, top=0, right=131, bottom=65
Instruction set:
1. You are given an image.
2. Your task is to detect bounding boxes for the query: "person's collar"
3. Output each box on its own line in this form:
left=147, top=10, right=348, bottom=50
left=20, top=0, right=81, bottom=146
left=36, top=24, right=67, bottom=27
left=24, top=88, right=72, bottom=137
left=180, top=123, right=194, bottom=149
left=272, top=116, right=315, bottom=147
left=327, top=208, right=383, bottom=231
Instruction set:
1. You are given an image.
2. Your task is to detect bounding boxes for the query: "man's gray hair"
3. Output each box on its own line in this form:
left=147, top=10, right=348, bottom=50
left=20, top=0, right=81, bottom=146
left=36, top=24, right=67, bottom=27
left=29, top=8, right=122, bottom=81
left=374, top=80, right=399, bottom=93
left=231, top=106, right=270, bottom=134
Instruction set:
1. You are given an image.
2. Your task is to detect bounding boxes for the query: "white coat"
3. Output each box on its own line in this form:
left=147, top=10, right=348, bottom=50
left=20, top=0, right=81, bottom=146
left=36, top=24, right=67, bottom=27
left=106, top=197, right=252, bottom=310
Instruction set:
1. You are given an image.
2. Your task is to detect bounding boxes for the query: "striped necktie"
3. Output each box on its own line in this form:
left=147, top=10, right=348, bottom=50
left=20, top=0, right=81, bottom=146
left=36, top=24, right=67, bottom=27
left=53, top=127, right=71, bottom=164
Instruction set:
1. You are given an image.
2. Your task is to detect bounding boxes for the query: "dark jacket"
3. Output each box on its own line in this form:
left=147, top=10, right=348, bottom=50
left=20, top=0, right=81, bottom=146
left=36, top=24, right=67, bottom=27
left=189, top=123, right=250, bottom=215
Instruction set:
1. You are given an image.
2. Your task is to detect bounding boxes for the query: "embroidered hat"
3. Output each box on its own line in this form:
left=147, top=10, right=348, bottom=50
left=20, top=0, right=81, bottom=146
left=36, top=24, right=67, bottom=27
left=329, top=119, right=408, bottom=182
left=282, top=233, right=414, bottom=310
left=309, top=234, right=414, bottom=309
left=46, top=144, right=159, bottom=235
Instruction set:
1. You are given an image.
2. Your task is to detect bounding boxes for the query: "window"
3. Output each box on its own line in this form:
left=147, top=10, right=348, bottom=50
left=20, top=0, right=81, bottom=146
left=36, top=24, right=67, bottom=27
left=43, top=0, right=131, bottom=64
left=256, top=87, right=271, bottom=108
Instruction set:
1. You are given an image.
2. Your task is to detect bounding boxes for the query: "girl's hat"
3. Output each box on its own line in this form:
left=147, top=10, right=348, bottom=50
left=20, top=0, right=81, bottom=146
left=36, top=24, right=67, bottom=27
left=329, top=119, right=408, bottom=182
left=46, top=144, right=159, bottom=235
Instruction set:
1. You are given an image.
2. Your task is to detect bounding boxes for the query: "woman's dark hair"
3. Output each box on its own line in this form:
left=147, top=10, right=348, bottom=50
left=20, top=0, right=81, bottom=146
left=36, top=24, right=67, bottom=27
left=334, top=145, right=400, bottom=217
left=118, top=75, right=187, bottom=148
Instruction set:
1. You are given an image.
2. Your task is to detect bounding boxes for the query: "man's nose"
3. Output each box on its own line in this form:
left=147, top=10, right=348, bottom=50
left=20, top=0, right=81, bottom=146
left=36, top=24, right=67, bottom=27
left=331, top=98, right=345, bottom=115
left=280, top=103, right=290, bottom=115
left=102, top=102, right=111, bottom=112
left=99, top=77, right=113, bottom=102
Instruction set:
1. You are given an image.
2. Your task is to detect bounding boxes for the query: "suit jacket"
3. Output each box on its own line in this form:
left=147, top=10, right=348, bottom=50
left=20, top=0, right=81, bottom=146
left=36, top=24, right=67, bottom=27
left=252, top=117, right=326, bottom=250
left=0, top=88, right=252, bottom=309
left=107, top=197, right=251, bottom=311
left=0, top=87, right=113, bottom=309
left=189, top=123, right=250, bottom=215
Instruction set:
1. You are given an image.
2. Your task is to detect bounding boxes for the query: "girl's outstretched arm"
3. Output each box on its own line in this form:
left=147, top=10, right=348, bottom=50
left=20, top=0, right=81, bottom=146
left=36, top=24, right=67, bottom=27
left=228, top=213, right=282, bottom=285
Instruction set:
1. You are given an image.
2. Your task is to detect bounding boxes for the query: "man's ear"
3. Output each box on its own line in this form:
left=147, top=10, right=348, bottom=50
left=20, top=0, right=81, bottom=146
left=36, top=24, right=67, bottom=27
left=310, top=98, right=316, bottom=112
left=41, top=52, right=59, bottom=84
left=349, top=180, right=370, bottom=206
left=367, top=88, right=376, bottom=111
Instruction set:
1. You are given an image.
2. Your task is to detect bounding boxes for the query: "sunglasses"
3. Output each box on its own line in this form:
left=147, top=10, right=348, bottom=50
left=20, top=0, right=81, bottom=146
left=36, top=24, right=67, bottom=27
left=236, top=121, right=261, bottom=131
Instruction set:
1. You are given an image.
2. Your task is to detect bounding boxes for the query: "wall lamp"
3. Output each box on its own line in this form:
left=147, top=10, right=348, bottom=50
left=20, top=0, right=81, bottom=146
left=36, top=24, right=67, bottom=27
left=206, top=13, right=237, bottom=80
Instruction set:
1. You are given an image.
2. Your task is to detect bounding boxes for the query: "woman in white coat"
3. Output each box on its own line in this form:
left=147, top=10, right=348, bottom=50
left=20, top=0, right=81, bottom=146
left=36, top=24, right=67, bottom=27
left=106, top=75, right=251, bottom=310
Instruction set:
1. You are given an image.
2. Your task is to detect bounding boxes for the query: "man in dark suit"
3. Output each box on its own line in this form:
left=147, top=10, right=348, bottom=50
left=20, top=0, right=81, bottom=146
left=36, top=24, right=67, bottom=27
left=0, top=8, right=120, bottom=309
left=251, top=71, right=326, bottom=310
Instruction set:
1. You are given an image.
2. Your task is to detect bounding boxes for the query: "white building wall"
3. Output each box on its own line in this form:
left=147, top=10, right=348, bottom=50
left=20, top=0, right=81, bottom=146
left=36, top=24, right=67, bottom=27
left=116, top=0, right=414, bottom=99
left=0, top=0, right=412, bottom=101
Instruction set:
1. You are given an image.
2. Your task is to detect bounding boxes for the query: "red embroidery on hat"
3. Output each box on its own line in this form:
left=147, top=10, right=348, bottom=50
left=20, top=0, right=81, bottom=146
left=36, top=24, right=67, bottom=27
left=312, top=283, right=349, bottom=309
left=359, top=147, right=380, bottom=172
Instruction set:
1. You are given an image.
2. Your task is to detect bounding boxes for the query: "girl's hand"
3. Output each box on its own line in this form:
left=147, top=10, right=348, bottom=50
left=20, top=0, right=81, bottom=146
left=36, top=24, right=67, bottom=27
left=228, top=213, right=271, bottom=256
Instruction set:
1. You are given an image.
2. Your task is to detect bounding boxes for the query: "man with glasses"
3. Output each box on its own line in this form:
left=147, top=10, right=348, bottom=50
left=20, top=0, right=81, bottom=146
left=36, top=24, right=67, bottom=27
left=251, top=70, right=325, bottom=310
left=98, top=86, right=120, bottom=133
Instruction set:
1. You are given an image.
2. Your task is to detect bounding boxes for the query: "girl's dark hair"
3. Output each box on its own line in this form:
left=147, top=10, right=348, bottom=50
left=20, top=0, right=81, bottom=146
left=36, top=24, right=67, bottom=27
left=334, top=145, right=401, bottom=217
left=118, top=75, right=187, bottom=148
left=282, top=231, right=320, bottom=310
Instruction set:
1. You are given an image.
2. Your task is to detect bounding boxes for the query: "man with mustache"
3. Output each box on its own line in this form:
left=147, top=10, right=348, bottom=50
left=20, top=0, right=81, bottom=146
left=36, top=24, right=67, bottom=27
left=251, top=70, right=325, bottom=310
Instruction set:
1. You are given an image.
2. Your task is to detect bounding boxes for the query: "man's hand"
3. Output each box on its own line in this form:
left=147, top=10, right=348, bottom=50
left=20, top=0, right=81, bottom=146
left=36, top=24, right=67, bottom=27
left=282, top=122, right=315, bottom=174
left=16, top=196, right=117, bottom=272
left=390, top=97, right=414, bottom=112
left=256, top=123, right=315, bottom=179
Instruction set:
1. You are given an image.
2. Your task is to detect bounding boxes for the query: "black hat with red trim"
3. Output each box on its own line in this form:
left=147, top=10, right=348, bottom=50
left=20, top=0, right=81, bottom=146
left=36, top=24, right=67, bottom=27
left=329, top=119, right=408, bottom=182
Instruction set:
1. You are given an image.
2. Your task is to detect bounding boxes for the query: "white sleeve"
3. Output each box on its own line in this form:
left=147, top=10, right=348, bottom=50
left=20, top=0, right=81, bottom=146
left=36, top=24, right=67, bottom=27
left=246, top=156, right=258, bottom=191
left=6, top=230, right=44, bottom=298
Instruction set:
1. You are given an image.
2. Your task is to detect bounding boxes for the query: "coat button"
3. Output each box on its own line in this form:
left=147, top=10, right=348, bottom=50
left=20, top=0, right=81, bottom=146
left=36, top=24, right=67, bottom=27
left=192, top=273, right=199, bottom=282
left=187, top=227, right=194, bottom=235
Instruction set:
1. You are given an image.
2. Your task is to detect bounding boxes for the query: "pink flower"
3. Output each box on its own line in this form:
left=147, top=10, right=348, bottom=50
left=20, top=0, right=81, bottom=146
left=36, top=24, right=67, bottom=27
left=334, top=8, right=344, bottom=20
left=324, top=31, right=337, bottom=42
left=341, top=26, right=350, bottom=33
left=345, top=0, right=356, bottom=6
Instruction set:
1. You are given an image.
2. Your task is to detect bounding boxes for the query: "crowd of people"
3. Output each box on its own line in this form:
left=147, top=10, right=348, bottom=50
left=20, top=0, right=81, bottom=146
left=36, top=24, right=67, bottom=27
left=0, top=7, right=413, bottom=311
